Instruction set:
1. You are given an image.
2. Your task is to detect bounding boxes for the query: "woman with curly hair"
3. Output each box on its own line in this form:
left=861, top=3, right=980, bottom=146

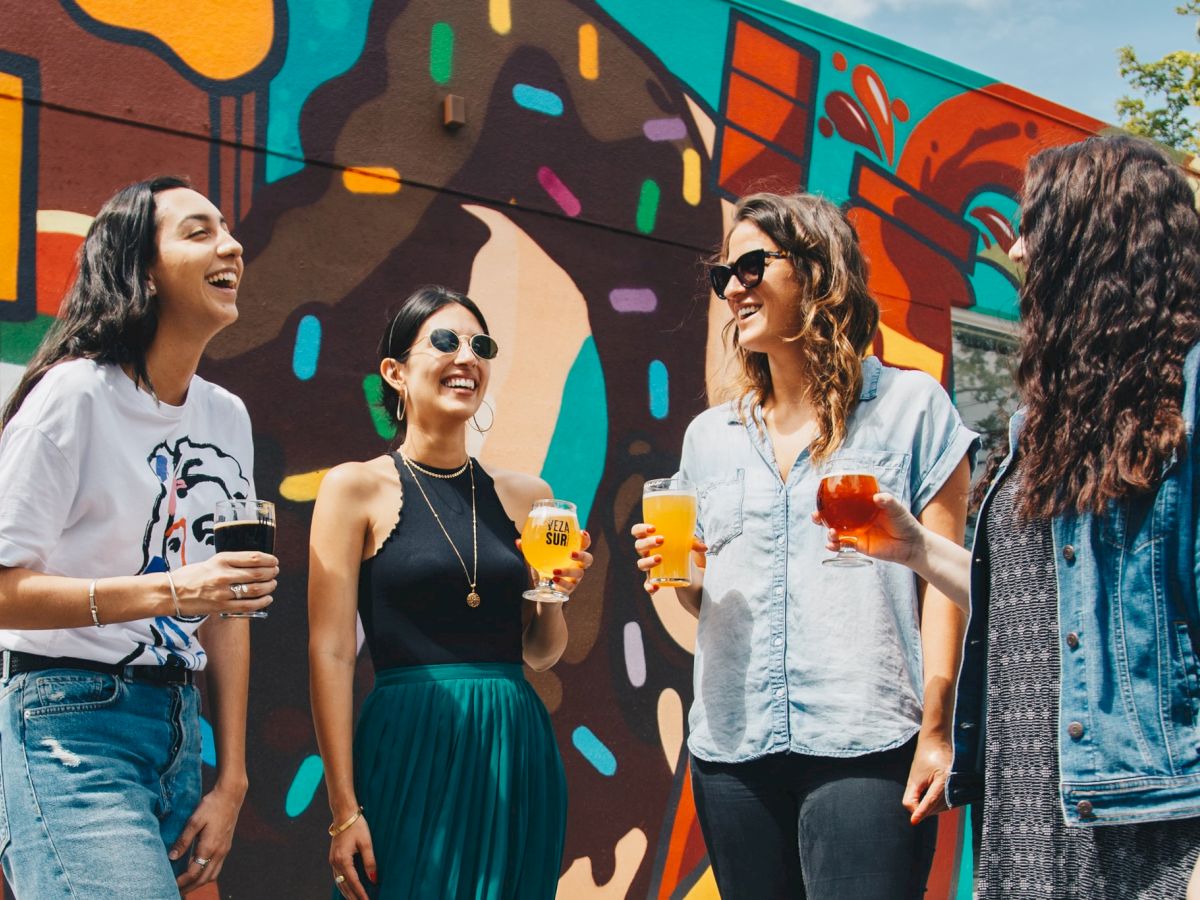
left=631, top=192, right=979, bottom=898
left=827, top=134, right=1200, bottom=896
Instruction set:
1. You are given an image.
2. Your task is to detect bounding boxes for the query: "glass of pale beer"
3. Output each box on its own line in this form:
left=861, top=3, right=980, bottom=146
left=214, top=498, right=276, bottom=617
left=642, top=478, right=698, bottom=587
left=520, top=499, right=581, bottom=602
left=815, top=469, right=880, bottom=567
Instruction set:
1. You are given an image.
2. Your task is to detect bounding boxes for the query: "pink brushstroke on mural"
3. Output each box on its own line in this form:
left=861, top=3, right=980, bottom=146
left=608, top=288, right=657, bottom=312
left=537, top=165, right=582, bottom=216
left=642, top=117, right=687, bottom=141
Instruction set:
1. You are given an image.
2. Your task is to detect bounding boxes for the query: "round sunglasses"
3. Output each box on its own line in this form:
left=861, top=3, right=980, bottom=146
left=709, top=248, right=788, bottom=300
left=425, top=328, right=499, bottom=359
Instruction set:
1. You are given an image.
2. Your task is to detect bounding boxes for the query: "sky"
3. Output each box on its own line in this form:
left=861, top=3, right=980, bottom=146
left=792, top=0, right=1194, bottom=124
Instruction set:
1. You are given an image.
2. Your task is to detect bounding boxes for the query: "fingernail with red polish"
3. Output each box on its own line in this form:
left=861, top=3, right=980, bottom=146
left=552, top=569, right=562, bottom=576
left=369, top=871, right=378, bottom=884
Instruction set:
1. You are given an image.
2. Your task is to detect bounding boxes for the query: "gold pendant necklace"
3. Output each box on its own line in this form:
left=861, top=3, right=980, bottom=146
left=399, top=453, right=480, bottom=607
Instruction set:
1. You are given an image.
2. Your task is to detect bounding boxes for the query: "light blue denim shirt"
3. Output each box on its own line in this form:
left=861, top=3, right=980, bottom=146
left=680, top=356, right=979, bottom=763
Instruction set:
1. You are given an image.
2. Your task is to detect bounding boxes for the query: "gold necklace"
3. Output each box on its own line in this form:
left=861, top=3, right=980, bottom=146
left=401, top=454, right=469, bottom=479
left=399, top=454, right=480, bottom=607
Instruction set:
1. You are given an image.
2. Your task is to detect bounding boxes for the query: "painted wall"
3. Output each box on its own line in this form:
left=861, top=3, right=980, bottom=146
left=0, top=1, right=1109, bottom=897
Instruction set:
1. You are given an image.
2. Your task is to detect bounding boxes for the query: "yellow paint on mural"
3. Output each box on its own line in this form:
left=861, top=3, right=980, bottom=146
left=342, top=167, right=401, bottom=195
left=657, top=688, right=684, bottom=773
left=0, top=75, right=21, bottom=302
left=557, top=828, right=648, bottom=898
left=74, top=0, right=273, bottom=82
left=37, top=210, right=94, bottom=237
left=578, top=24, right=599, bottom=80
left=684, top=867, right=722, bottom=900
left=878, top=322, right=944, bottom=381
left=279, top=469, right=329, bottom=502
left=489, top=0, right=512, bottom=35
left=682, top=148, right=702, bottom=206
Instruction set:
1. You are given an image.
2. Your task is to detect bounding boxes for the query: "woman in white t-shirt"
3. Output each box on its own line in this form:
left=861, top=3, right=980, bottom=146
left=0, top=176, right=275, bottom=897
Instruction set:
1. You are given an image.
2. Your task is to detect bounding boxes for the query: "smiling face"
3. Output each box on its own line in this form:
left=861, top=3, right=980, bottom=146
left=722, top=219, right=804, bottom=355
left=390, top=303, right=492, bottom=429
left=147, top=188, right=244, bottom=341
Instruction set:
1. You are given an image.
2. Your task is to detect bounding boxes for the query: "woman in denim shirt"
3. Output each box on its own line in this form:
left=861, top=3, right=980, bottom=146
left=836, top=136, right=1200, bottom=897
left=633, top=193, right=978, bottom=898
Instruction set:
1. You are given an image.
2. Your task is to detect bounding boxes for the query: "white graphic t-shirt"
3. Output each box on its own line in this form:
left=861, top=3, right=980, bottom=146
left=0, top=359, right=255, bottom=669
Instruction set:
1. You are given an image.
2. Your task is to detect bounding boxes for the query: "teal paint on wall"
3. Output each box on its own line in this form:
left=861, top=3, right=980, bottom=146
left=285, top=755, right=325, bottom=818
left=265, top=0, right=373, bottom=183
left=539, top=337, right=607, bottom=530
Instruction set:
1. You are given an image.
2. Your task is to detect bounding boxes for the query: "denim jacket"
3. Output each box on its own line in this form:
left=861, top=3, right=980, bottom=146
left=947, top=344, right=1200, bottom=826
left=680, top=356, right=980, bottom=763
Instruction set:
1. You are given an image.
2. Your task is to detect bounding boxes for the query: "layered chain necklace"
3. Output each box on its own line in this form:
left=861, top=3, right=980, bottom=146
left=399, top=452, right=481, bottom=607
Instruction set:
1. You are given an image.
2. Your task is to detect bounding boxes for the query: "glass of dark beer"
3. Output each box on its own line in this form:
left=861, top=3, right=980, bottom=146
left=815, top=469, right=880, bottom=568
left=214, top=498, right=276, bottom=618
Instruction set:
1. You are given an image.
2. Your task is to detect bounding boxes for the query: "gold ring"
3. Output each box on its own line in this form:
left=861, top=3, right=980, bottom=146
left=334, top=874, right=346, bottom=884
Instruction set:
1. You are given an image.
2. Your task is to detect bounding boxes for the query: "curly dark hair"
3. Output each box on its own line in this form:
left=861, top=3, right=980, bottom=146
left=1014, top=135, right=1200, bottom=518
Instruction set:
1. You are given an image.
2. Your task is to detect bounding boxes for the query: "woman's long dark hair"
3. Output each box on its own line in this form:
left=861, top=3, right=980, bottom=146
left=1015, top=135, right=1200, bottom=518
left=1, top=175, right=190, bottom=428
left=377, top=285, right=490, bottom=444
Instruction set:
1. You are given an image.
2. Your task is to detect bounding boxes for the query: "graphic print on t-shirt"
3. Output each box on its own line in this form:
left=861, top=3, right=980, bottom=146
left=121, top=436, right=252, bottom=667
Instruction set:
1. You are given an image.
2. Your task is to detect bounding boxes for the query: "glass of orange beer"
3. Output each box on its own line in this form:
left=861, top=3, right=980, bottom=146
left=815, top=468, right=880, bottom=567
left=642, top=478, right=698, bottom=587
left=520, top=499, right=581, bottom=602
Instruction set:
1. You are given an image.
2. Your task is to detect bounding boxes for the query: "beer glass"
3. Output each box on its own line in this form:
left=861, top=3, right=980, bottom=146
left=214, top=498, right=276, bottom=617
left=520, top=499, right=581, bottom=602
left=642, top=478, right=698, bottom=587
left=815, top=468, right=879, bottom=567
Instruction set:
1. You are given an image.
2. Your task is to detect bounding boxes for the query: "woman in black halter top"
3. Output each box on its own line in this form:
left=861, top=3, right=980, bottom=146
left=308, top=287, right=591, bottom=900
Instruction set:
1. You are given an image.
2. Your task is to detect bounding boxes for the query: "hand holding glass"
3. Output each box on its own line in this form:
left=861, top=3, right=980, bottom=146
left=521, top=499, right=581, bottom=602
left=816, top=471, right=879, bottom=567
left=214, top=498, right=276, bottom=617
left=642, top=478, right=698, bottom=587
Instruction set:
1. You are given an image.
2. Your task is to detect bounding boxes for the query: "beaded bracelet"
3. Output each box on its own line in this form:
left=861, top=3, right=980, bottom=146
left=328, top=806, right=365, bottom=837
left=164, top=570, right=182, bottom=617
left=88, top=579, right=104, bottom=628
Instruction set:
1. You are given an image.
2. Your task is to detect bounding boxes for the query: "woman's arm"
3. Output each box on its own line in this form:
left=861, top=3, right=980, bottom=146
left=903, top=456, right=972, bottom=824
left=170, top=616, right=251, bottom=892
left=0, top=557, right=276, bottom=629
left=308, top=464, right=377, bottom=900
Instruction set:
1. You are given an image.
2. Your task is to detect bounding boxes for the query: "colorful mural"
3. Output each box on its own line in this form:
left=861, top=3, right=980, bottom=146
left=0, top=0, right=1113, bottom=896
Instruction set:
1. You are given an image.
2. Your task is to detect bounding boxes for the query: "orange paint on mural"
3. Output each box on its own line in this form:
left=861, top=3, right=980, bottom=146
left=73, top=0, right=274, bottom=82
left=0, top=76, right=22, bottom=303
left=342, top=167, right=401, bottom=194
left=36, top=232, right=83, bottom=317
left=730, top=20, right=801, bottom=96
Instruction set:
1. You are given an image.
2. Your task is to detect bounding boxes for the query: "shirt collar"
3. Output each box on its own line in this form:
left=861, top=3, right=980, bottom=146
left=725, top=355, right=882, bottom=423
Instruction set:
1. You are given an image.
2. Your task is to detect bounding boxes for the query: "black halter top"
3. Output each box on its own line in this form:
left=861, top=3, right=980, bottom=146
left=357, top=455, right=528, bottom=670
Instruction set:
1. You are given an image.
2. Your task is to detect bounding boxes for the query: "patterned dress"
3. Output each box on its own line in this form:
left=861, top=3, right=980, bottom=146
left=977, top=465, right=1200, bottom=898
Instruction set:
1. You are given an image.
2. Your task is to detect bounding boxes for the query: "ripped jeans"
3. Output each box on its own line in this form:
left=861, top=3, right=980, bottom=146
left=0, top=669, right=201, bottom=898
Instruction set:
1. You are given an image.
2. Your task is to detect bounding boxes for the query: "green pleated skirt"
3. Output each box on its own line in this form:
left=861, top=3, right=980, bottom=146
left=349, top=663, right=567, bottom=900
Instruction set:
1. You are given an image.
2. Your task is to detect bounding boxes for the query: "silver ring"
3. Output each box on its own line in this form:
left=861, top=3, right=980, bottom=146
left=230, top=583, right=245, bottom=598
left=193, top=856, right=211, bottom=869
left=334, top=874, right=346, bottom=884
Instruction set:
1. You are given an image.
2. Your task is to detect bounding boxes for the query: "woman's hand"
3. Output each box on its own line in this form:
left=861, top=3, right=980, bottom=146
left=814, top=492, right=924, bottom=566
left=631, top=523, right=706, bottom=595
left=903, top=732, right=952, bottom=825
left=170, top=780, right=245, bottom=893
left=548, top=530, right=593, bottom=598
left=330, top=814, right=377, bottom=900
left=170, top=552, right=278, bottom=617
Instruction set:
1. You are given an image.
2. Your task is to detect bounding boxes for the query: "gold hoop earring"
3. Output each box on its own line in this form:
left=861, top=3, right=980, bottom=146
left=397, top=391, right=407, bottom=422
left=470, top=399, right=494, bottom=434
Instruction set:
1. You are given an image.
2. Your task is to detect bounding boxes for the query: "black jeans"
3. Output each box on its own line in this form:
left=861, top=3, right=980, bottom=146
left=689, top=739, right=937, bottom=899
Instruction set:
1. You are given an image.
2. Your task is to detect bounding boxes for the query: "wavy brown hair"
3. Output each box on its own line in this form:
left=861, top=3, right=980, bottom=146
left=718, top=192, right=879, bottom=464
left=1014, top=135, right=1200, bottom=518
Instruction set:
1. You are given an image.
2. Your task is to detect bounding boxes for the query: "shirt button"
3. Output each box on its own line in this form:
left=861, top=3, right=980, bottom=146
left=774, top=687, right=785, bottom=698
left=773, top=638, right=783, bottom=647
left=1066, top=632, right=1080, bottom=649
left=1077, top=800, right=1094, bottom=818
left=1067, top=721, right=1085, bottom=739
left=1062, top=545, right=1076, bottom=562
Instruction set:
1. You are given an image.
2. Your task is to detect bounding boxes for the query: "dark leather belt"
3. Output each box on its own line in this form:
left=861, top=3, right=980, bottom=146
left=1, top=650, right=194, bottom=685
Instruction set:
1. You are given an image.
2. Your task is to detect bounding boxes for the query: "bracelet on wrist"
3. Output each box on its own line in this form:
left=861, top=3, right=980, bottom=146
left=328, top=805, right=364, bottom=837
left=88, top=579, right=104, bottom=628
left=164, top=570, right=182, bottom=617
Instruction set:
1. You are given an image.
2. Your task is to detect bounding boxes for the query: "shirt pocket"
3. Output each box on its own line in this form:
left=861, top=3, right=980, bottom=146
left=699, top=470, right=744, bottom=556
left=821, top=449, right=910, bottom=500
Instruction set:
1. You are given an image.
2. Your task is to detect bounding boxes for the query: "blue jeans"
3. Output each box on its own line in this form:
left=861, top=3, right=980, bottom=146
left=0, top=669, right=201, bottom=898
left=690, top=740, right=938, bottom=899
